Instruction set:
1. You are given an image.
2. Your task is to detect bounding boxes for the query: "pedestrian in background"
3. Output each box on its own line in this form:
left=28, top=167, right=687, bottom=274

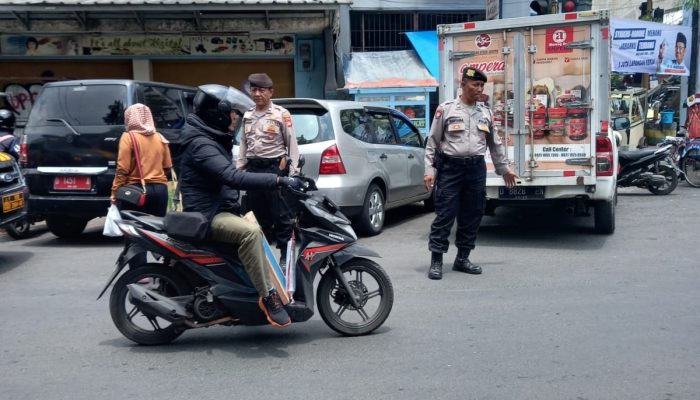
left=237, top=73, right=300, bottom=266
left=111, top=103, right=172, bottom=266
left=423, top=67, right=518, bottom=280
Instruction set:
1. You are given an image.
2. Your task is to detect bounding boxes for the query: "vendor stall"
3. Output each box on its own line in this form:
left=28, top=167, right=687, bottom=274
left=343, top=50, right=438, bottom=135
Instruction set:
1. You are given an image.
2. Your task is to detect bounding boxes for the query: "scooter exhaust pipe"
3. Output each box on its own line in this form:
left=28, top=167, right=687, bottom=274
left=648, top=175, right=667, bottom=185
left=126, top=284, right=191, bottom=323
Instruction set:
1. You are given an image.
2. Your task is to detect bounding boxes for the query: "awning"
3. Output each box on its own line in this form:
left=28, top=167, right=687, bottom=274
left=342, top=50, right=438, bottom=89
left=405, top=31, right=439, bottom=79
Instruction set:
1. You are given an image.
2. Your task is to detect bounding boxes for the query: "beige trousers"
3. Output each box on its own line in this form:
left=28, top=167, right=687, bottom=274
left=209, top=212, right=271, bottom=297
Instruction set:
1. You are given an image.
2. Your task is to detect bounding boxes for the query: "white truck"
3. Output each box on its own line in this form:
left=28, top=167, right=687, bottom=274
left=437, top=10, right=618, bottom=233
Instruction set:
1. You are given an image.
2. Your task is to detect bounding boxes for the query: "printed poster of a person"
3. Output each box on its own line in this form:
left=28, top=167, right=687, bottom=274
left=658, top=32, right=689, bottom=76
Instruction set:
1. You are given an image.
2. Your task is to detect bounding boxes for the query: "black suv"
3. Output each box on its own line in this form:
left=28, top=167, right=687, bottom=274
left=21, top=80, right=196, bottom=238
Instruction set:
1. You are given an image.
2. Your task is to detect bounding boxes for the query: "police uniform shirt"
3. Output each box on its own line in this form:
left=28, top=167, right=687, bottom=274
left=424, top=99, right=509, bottom=177
left=237, top=102, right=300, bottom=175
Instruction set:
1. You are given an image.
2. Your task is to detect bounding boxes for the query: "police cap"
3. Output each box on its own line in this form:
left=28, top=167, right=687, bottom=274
left=462, top=67, right=487, bottom=83
left=248, top=73, right=273, bottom=88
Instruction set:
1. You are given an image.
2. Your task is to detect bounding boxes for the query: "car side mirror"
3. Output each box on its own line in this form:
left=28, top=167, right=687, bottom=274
left=612, top=117, right=630, bottom=131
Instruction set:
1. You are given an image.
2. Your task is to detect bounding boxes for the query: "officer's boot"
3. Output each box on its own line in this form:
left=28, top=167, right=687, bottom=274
left=452, top=249, right=482, bottom=275
left=427, top=252, right=443, bottom=280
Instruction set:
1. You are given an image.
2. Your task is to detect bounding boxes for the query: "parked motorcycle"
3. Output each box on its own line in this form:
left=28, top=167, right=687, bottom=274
left=617, top=144, right=678, bottom=195
left=4, top=214, right=43, bottom=240
left=97, top=176, right=394, bottom=345
left=661, top=128, right=700, bottom=188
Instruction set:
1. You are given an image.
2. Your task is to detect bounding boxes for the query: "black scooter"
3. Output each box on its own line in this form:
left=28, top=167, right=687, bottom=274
left=617, top=144, right=678, bottom=195
left=97, top=176, right=394, bottom=345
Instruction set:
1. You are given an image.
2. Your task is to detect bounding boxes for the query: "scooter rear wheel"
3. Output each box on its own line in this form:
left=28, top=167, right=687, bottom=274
left=109, top=264, right=190, bottom=345
left=317, top=257, right=394, bottom=336
left=647, top=164, right=678, bottom=195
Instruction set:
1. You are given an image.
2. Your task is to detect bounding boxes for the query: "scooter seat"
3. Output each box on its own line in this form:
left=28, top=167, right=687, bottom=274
left=619, top=148, right=658, bottom=163
left=120, top=210, right=165, bottom=232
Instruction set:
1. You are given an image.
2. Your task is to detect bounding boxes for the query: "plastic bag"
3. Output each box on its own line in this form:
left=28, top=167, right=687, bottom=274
left=102, top=204, right=123, bottom=237
left=167, top=170, right=183, bottom=212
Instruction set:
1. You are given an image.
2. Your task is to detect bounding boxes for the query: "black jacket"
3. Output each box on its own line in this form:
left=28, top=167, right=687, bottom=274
left=179, top=114, right=277, bottom=219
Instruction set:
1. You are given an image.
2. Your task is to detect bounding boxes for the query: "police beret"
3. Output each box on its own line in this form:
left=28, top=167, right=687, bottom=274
left=248, top=73, right=273, bottom=88
left=462, top=67, right=487, bottom=83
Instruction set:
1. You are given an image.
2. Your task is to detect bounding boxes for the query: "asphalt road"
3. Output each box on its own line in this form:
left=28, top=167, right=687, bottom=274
left=1, top=184, right=699, bottom=400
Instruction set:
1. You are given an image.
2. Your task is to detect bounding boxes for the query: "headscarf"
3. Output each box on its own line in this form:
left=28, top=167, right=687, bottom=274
left=124, top=103, right=156, bottom=136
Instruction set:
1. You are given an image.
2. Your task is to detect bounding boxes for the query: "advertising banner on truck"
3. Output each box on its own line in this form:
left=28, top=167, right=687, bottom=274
left=610, top=18, right=692, bottom=76
left=451, top=25, right=593, bottom=172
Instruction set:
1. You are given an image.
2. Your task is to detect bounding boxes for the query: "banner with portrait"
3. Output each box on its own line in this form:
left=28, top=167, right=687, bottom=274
left=610, top=18, right=692, bottom=76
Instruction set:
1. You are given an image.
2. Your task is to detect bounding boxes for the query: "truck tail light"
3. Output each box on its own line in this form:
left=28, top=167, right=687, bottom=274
left=319, top=144, right=346, bottom=175
left=596, top=135, right=614, bottom=176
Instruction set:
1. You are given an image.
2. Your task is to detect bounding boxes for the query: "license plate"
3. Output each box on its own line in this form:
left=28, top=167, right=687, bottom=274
left=498, top=186, right=545, bottom=200
left=2, top=192, right=24, bottom=213
left=53, top=176, right=92, bottom=191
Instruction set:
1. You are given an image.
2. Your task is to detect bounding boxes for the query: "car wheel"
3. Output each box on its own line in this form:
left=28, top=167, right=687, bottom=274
left=46, top=216, right=88, bottom=238
left=355, top=184, right=385, bottom=236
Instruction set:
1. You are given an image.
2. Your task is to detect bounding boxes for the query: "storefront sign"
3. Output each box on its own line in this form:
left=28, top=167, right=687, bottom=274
left=1, top=34, right=295, bottom=56
left=610, top=18, right=691, bottom=76
left=189, top=34, right=295, bottom=55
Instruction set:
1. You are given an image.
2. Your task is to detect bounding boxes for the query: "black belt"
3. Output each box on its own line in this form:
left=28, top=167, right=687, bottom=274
left=441, top=154, right=484, bottom=165
left=247, top=158, right=281, bottom=168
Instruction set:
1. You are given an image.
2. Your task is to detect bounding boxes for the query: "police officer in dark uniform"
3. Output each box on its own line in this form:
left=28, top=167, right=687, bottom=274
left=424, top=67, right=518, bottom=280
left=237, top=73, right=300, bottom=266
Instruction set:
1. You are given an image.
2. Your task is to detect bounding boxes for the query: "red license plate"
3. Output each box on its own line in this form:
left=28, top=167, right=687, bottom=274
left=53, top=176, right=92, bottom=191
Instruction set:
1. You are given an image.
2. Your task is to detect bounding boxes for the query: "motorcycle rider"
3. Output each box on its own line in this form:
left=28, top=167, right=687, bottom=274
left=0, top=109, right=19, bottom=159
left=178, top=84, right=303, bottom=328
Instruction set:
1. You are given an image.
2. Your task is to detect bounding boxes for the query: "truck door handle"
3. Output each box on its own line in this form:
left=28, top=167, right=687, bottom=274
left=380, top=153, right=388, bottom=160
left=408, top=154, right=415, bottom=159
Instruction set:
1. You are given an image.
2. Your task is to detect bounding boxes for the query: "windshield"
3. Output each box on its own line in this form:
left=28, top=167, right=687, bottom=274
left=26, top=85, right=128, bottom=127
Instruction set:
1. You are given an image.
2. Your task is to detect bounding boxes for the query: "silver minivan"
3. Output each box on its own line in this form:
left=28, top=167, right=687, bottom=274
left=239, top=99, right=432, bottom=236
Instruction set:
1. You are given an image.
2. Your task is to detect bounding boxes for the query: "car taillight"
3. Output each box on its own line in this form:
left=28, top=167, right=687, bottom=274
left=596, top=135, right=613, bottom=177
left=319, top=144, right=346, bottom=175
left=19, top=143, right=28, bottom=167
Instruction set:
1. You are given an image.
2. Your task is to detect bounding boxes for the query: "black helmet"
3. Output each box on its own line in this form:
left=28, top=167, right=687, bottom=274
left=193, top=84, right=254, bottom=133
left=0, top=109, right=15, bottom=129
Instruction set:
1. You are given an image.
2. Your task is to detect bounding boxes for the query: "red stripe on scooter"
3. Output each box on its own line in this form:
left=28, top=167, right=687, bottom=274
left=142, top=231, right=225, bottom=265
left=301, top=244, right=346, bottom=272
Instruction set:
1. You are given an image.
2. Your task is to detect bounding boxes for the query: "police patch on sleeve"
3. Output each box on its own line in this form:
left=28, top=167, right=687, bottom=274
left=434, top=108, right=443, bottom=120
left=283, top=112, right=293, bottom=128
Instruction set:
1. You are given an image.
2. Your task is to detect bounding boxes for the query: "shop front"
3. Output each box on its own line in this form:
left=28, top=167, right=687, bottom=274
left=0, top=1, right=348, bottom=125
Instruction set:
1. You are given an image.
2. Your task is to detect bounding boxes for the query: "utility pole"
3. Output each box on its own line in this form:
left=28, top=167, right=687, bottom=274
left=642, top=0, right=653, bottom=89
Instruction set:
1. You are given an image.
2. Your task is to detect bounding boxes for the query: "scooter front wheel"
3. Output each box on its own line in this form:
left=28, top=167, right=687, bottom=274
left=317, top=257, right=394, bottom=336
left=109, top=264, right=190, bottom=345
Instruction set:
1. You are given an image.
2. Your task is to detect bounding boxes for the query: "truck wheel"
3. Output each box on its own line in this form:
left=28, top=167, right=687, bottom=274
left=46, top=216, right=88, bottom=238
left=593, top=199, right=615, bottom=234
